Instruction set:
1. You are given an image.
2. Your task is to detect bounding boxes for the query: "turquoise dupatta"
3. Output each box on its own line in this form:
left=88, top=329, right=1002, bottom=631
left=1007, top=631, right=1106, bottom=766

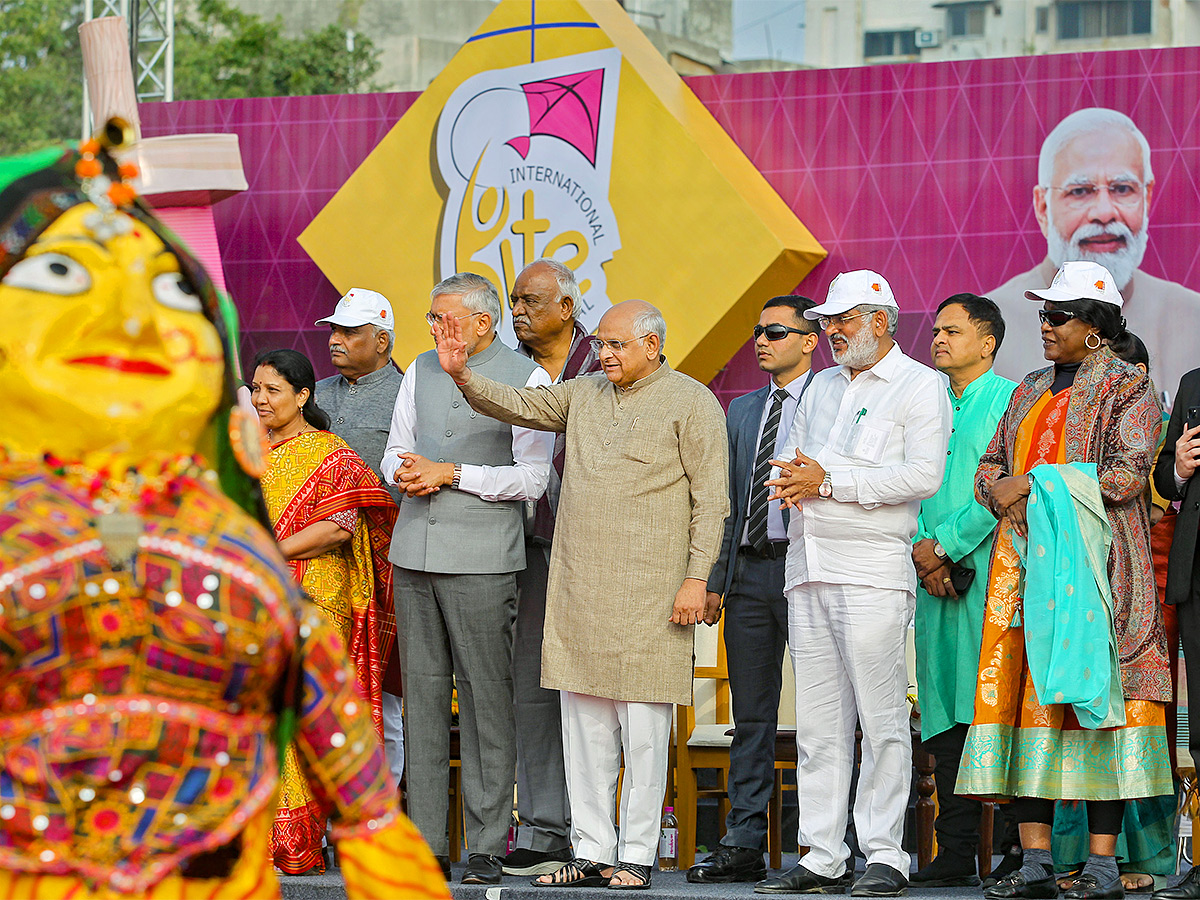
left=1017, top=463, right=1125, bottom=729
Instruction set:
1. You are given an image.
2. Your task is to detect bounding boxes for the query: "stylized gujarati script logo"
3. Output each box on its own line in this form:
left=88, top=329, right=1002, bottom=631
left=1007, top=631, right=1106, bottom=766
left=436, top=48, right=622, bottom=345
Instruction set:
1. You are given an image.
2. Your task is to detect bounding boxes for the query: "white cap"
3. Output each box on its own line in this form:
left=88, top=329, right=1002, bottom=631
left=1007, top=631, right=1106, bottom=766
left=315, top=288, right=395, bottom=330
left=805, top=270, right=898, bottom=320
left=1024, top=261, right=1124, bottom=308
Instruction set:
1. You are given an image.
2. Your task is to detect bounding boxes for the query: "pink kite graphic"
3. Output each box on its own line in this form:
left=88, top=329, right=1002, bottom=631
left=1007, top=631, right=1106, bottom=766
left=506, top=68, right=604, bottom=166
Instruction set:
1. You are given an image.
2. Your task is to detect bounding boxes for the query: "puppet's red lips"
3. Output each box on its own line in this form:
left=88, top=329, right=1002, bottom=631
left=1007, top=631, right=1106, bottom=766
left=67, top=355, right=171, bottom=375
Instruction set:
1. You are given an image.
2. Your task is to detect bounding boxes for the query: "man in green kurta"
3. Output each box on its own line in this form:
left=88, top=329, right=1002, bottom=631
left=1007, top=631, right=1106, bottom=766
left=911, top=294, right=1017, bottom=888
left=429, top=299, right=729, bottom=890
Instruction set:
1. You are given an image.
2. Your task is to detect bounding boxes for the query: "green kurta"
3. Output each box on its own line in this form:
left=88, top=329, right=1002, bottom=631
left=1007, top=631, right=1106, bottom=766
left=914, top=366, right=1016, bottom=740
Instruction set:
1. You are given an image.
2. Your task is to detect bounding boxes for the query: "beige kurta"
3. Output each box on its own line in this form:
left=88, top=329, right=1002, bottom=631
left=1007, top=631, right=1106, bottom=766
left=461, top=360, right=729, bottom=706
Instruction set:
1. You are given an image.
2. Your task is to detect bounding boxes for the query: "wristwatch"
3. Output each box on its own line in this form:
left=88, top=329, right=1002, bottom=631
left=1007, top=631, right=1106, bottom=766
left=817, top=473, right=833, bottom=499
left=933, top=541, right=948, bottom=561
left=451, top=463, right=462, bottom=489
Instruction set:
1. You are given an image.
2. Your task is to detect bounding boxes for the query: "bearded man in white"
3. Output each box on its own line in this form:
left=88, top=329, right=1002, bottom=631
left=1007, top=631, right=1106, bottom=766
left=756, top=271, right=950, bottom=897
left=987, top=106, right=1200, bottom=397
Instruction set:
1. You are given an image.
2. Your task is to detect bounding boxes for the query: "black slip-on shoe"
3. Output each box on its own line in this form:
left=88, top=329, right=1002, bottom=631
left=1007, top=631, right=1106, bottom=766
left=911, top=853, right=981, bottom=887
left=756, top=863, right=847, bottom=894
left=1154, top=869, right=1200, bottom=900
left=983, top=848, right=1025, bottom=889
left=462, top=853, right=503, bottom=885
left=984, top=870, right=1059, bottom=900
left=1064, top=874, right=1124, bottom=900
left=687, top=845, right=768, bottom=884
left=851, top=863, right=909, bottom=897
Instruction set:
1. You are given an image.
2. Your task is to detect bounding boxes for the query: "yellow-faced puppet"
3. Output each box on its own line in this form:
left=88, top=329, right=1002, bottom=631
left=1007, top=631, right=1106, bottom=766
left=0, top=129, right=259, bottom=501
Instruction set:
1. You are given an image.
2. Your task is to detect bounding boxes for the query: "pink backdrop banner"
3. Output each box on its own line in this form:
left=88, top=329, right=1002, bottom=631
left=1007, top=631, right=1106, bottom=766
left=139, top=46, right=1200, bottom=404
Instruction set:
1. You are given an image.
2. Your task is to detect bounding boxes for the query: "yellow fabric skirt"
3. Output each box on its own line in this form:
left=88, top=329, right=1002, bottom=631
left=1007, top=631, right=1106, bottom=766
left=0, top=805, right=450, bottom=899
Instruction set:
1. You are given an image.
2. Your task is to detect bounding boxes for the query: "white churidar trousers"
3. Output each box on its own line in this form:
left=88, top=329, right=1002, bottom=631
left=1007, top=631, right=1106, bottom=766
left=560, top=691, right=672, bottom=866
left=381, top=691, right=405, bottom=788
left=787, top=582, right=914, bottom=878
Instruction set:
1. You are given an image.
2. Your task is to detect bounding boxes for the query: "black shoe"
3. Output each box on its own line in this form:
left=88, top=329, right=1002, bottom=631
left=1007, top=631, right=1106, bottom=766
left=434, top=855, right=452, bottom=881
left=1156, top=868, right=1200, bottom=900
left=687, top=845, right=768, bottom=883
left=1156, top=868, right=1200, bottom=897
left=462, top=853, right=502, bottom=885
left=911, top=853, right=981, bottom=888
left=851, top=863, right=909, bottom=897
left=984, top=870, right=1059, bottom=900
left=1065, top=874, right=1125, bottom=900
left=756, top=864, right=848, bottom=894
left=984, top=847, right=1025, bottom=889
left=502, top=847, right=573, bottom=876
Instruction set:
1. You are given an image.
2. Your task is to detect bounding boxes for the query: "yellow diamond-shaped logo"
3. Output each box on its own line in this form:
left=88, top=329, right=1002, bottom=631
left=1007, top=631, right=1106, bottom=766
left=300, top=0, right=825, bottom=382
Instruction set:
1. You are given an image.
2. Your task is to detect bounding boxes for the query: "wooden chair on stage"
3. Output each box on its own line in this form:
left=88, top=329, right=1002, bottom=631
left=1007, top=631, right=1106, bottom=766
left=674, top=623, right=732, bottom=870
left=913, top=737, right=996, bottom=878
left=448, top=724, right=464, bottom=862
left=675, top=619, right=802, bottom=869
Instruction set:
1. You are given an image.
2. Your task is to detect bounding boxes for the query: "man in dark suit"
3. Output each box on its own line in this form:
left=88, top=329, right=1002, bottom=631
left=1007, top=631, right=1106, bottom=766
left=1152, top=368, right=1200, bottom=900
left=687, top=295, right=819, bottom=885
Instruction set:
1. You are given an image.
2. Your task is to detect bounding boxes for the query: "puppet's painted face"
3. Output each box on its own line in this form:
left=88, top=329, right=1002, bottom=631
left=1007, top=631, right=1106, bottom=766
left=0, top=203, right=224, bottom=458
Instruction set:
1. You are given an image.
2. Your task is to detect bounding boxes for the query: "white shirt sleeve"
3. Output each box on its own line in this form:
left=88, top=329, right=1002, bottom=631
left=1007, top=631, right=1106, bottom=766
left=1177, top=468, right=1190, bottom=490
left=455, top=366, right=554, bottom=501
left=380, top=363, right=418, bottom=486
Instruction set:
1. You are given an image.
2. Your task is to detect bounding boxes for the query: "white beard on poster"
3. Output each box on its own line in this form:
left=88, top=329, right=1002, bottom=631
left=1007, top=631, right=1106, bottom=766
left=434, top=47, right=624, bottom=349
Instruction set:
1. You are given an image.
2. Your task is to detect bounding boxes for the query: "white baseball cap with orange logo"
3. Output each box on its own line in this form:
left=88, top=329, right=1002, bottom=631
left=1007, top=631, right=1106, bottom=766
left=805, top=269, right=898, bottom=320
left=315, top=288, right=395, bottom=330
left=1024, top=260, right=1124, bottom=308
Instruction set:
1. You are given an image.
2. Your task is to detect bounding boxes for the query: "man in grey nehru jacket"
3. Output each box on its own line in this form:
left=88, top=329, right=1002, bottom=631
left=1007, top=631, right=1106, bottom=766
left=313, top=287, right=406, bottom=799
left=381, top=272, right=553, bottom=886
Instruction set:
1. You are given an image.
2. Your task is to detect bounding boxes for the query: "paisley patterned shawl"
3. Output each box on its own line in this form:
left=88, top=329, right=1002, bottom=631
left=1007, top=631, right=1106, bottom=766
left=974, top=347, right=1167, bottom=700
left=261, top=431, right=398, bottom=735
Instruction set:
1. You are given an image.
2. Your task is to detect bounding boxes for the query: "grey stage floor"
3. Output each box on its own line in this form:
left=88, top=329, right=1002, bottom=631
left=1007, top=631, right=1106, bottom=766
left=280, top=854, right=1180, bottom=900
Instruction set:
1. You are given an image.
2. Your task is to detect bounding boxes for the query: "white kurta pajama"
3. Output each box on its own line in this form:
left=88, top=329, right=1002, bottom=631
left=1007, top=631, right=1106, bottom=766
left=459, top=360, right=729, bottom=867
left=781, top=343, right=951, bottom=878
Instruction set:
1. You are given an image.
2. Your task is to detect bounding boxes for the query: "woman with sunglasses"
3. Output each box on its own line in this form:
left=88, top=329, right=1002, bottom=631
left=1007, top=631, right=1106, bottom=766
left=957, top=261, right=1170, bottom=900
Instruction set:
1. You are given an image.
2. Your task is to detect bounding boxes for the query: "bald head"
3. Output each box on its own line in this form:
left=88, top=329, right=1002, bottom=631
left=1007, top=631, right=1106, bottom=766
left=596, top=300, right=666, bottom=388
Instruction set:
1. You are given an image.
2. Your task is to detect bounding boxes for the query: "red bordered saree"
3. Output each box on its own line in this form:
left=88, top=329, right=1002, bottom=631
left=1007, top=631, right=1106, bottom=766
left=260, top=430, right=398, bottom=874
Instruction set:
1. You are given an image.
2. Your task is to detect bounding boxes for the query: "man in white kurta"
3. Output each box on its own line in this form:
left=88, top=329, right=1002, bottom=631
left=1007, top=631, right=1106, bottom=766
left=433, top=299, right=729, bottom=890
left=760, top=271, right=951, bottom=897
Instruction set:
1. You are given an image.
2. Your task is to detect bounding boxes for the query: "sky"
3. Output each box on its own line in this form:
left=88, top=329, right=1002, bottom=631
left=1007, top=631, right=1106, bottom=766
left=732, top=0, right=807, bottom=64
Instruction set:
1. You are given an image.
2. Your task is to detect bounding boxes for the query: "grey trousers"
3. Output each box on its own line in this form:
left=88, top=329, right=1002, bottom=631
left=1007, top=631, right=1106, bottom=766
left=394, top=566, right=517, bottom=858
left=513, top=543, right=570, bottom=851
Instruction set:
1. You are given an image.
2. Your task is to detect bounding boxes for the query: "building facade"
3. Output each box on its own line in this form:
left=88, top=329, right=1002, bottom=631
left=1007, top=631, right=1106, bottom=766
left=805, top=0, right=1200, bottom=69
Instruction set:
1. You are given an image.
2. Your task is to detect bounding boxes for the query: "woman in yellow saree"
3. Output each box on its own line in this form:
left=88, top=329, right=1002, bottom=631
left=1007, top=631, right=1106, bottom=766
left=252, top=349, right=399, bottom=875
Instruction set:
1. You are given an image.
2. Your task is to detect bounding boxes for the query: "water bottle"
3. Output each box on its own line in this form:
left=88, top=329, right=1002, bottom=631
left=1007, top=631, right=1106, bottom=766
left=658, top=806, right=678, bottom=871
left=507, top=812, right=519, bottom=854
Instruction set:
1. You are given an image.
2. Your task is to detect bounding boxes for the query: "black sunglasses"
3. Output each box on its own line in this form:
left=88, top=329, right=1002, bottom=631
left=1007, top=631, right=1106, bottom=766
left=753, top=323, right=814, bottom=341
left=1038, top=309, right=1079, bottom=327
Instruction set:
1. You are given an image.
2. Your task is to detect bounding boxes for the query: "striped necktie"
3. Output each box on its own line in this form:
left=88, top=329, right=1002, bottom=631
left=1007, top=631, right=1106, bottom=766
left=746, top=388, right=789, bottom=552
